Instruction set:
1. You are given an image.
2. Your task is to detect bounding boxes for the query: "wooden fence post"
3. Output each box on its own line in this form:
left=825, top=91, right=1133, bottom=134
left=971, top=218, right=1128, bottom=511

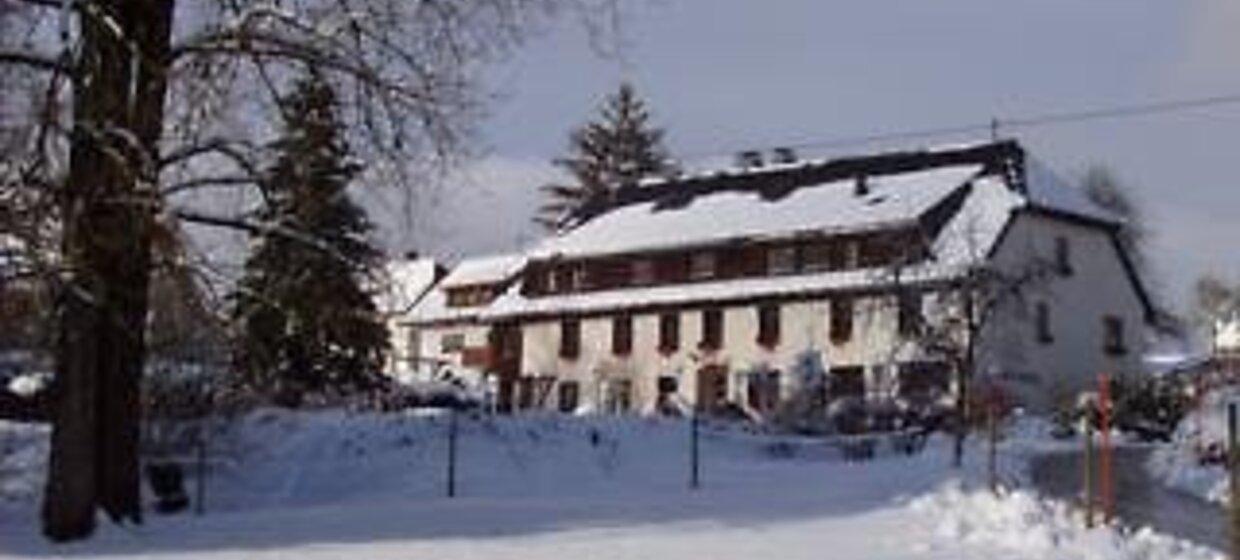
left=1229, top=402, right=1238, bottom=560
left=987, top=389, right=997, bottom=494
left=447, top=407, right=458, bottom=498
left=690, top=411, right=701, bottom=490
left=1099, top=373, right=1113, bottom=524
left=1084, top=414, right=1095, bottom=529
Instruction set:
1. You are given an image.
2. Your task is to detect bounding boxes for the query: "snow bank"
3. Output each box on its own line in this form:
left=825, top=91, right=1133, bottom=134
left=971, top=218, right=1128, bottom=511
left=0, top=421, right=47, bottom=507
left=911, top=481, right=1221, bottom=560
left=1147, top=388, right=1239, bottom=505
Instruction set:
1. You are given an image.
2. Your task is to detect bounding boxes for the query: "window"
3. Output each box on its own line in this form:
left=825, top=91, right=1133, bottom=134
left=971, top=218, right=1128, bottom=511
left=897, top=361, right=950, bottom=398
left=830, top=298, right=854, bottom=344
left=829, top=366, right=865, bottom=398
left=802, top=241, right=833, bottom=272
left=658, top=312, right=680, bottom=354
left=560, top=317, right=581, bottom=359
left=700, top=308, right=724, bottom=351
left=558, top=381, right=580, bottom=413
left=757, top=304, right=781, bottom=347
left=1103, top=315, right=1126, bottom=356
left=632, top=259, right=655, bottom=286
left=605, top=379, right=632, bottom=414
left=440, top=333, right=465, bottom=353
left=767, top=246, right=797, bottom=275
left=843, top=239, right=860, bottom=270
left=1055, top=236, right=1073, bottom=276
left=612, top=315, right=633, bottom=356
left=898, top=292, right=921, bottom=337
left=689, top=252, right=717, bottom=281
left=1035, top=302, right=1053, bottom=344
left=746, top=369, right=781, bottom=412
left=552, top=266, right=573, bottom=293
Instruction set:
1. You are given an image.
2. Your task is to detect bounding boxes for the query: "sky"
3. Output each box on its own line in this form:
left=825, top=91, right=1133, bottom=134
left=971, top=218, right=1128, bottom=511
left=370, top=0, right=1240, bottom=314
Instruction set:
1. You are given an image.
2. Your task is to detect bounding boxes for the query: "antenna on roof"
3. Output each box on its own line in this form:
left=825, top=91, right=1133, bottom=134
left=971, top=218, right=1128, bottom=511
left=736, top=150, right=764, bottom=169
left=854, top=175, right=870, bottom=197
left=771, top=147, right=797, bottom=165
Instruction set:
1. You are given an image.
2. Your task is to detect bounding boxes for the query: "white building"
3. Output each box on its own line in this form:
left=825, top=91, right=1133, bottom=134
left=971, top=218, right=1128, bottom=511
left=400, top=140, right=1155, bottom=415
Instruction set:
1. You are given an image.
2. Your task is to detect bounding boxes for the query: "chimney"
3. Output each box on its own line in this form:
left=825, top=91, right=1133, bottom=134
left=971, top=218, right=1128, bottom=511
left=736, top=150, right=764, bottom=169
left=854, top=175, right=869, bottom=197
left=772, top=147, right=797, bottom=165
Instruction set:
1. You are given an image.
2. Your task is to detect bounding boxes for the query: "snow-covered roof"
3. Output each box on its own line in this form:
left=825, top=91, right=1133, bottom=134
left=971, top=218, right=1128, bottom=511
left=1023, top=157, right=1122, bottom=225
left=374, top=258, right=441, bottom=315
left=533, top=165, right=985, bottom=259
left=408, top=139, right=1148, bottom=323
left=439, top=254, right=526, bottom=288
left=404, top=253, right=526, bottom=324
left=1218, top=316, right=1240, bottom=354
left=487, top=263, right=962, bottom=319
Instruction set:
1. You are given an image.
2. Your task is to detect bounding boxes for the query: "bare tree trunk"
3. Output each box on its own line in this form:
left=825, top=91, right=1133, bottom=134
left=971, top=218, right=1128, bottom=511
left=42, top=0, right=174, bottom=541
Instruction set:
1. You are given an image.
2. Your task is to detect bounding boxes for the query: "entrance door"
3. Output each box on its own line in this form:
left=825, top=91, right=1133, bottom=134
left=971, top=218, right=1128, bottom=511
left=489, top=322, right=522, bottom=412
left=696, top=365, right=729, bottom=413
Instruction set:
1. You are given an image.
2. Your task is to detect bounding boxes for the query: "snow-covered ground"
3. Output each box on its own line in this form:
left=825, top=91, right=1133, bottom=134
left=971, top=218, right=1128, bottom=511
left=1147, top=387, right=1238, bottom=506
left=0, top=410, right=1223, bottom=559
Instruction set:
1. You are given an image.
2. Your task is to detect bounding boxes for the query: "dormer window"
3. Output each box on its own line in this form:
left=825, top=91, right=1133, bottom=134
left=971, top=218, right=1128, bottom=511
left=632, top=259, right=655, bottom=286
left=767, top=246, right=797, bottom=275
left=689, top=252, right=717, bottom=281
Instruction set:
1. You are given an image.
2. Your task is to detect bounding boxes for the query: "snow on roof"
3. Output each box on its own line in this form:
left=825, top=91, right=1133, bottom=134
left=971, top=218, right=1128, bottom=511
left=440, top=253, right=526, bottom=288
left=404, top=253, right=526, bottom=324
left=1023, top=157, right=1121, bottom=225
left=533, top=164, right=985, bottom=259
left=486, top=263, right=962, bottom=319
left=374, top=258, right=441, bottom=314
left=1218, top=316, right=1240, bottom=354
left=930, top=175, right=1025, bottom=265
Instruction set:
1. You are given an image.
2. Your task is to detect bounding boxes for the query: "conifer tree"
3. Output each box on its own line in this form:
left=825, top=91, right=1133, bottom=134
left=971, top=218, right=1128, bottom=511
left=231, top=71, right=389, bottom=406
left=537, top=82, right=673, bottom=230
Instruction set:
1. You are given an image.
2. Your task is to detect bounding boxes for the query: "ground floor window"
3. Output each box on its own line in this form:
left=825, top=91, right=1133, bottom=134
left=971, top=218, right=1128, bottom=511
left=604, top=379, right=633, bottom=414
left=558, top=381, right=580, bottom=413
left=746, top=369, right=781, bottom=413
left=696, top=365, right=729, bottom=413
left=829, top=366, right=865, bottom=399
left=897, top=361, right=950, bottom=399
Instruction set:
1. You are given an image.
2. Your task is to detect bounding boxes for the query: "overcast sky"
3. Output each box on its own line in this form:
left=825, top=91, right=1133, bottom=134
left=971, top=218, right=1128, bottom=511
left=372, top=0, right=1240, bottom=313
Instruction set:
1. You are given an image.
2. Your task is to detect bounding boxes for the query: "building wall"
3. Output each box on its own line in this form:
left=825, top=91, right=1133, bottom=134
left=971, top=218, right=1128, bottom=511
left=979, top=213, right=1148, bottom=410
left=519, top=293, right=934, bottom=414
left=399, top=321, right=492, bottom=385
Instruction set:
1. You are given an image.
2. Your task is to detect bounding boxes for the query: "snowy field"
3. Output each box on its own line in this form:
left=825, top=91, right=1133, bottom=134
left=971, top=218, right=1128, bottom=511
left=0, top=410, right=1223, bottom=560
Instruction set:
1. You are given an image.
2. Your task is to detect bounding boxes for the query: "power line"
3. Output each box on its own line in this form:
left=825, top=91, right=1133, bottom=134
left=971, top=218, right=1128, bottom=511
left=680, top=92, right=1240, bottom=161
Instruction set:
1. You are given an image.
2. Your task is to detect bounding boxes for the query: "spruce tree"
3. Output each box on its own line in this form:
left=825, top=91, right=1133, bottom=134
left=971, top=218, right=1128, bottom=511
left=232, top=71, right=389, bottom=406
left=537, top=82, right=673, bottom=230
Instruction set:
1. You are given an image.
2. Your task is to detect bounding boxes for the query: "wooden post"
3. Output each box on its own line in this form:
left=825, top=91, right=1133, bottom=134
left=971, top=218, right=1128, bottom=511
left=194, top=425, right=206, bottom=516
left=1229, top=402, right=1238, bottom=560
left=987, top=390, right=998, bottom=494
left=447, top=407, right=458, bottom=498
left=1083, top=415, right=1095, bottom=529
left=1099, top=373, right=1113, bottom=524
left=690, top=411, right=701, bottom=490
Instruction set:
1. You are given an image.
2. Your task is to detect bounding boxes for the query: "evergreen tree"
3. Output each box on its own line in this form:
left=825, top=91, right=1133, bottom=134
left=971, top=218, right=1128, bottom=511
left=537, top=82, right=673, bottom=230
left=231, top=71, right=389, bottom=406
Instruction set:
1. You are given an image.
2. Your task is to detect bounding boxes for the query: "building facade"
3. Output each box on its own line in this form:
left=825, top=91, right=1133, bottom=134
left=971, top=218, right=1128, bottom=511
left=400, top=140, right=1155, bottom=415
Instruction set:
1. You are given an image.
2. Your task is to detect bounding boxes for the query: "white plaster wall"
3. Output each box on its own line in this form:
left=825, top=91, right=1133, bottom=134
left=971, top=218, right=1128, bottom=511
left=519, top=293, right=926, bottom=413
left=980, top=214, right=1147, bottom=410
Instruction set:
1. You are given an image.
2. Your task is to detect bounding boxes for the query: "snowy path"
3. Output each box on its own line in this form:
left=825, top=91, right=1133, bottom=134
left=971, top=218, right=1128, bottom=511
left=1031, top=447, right=1228, bottom=550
